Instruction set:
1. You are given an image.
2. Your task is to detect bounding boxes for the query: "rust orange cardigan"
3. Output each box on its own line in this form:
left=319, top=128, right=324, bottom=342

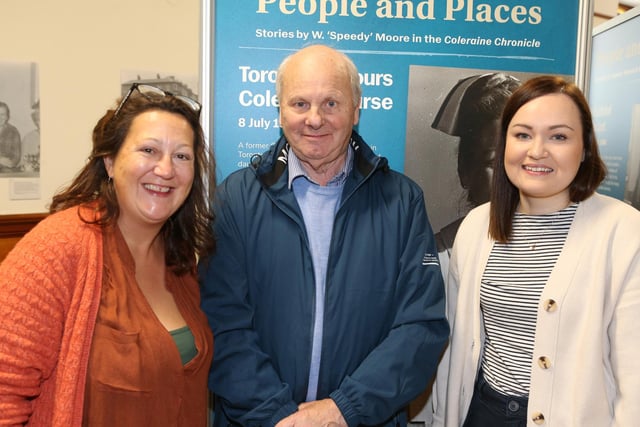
left=1, top=204, right=214, bottom=426
left=0, top=206, right=103, bottom=426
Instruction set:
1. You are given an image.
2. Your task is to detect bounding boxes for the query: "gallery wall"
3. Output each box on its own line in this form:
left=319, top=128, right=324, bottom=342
left=0, top=0, right=200, bottom=215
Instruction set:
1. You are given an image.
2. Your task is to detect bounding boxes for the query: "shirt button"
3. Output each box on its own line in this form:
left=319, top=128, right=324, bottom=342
left=532, top=412, right=545, bottom=424
left=538, top=356, right=552, bottom=369
left=544, top=299, right=557, bottom=312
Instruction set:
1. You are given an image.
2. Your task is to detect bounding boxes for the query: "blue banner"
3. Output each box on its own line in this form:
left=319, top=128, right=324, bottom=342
left=589, top=7, right=640, bottom=209
left=211, top=0, right=582, bottom=179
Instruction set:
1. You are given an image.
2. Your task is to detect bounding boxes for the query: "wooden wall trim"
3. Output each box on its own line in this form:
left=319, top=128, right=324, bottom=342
left=0, top=213, right=48, bottom=238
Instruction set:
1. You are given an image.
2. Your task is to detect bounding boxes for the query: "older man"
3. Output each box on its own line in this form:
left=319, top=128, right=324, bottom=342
left=200, top=44, right=448, bottom=427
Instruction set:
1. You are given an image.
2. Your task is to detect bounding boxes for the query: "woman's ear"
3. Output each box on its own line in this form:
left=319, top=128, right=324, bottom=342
left=104, top=156, right=114, bottom=178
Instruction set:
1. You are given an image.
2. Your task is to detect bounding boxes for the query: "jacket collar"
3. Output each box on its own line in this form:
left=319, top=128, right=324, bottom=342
left=253, top=130, right=387, bottom=189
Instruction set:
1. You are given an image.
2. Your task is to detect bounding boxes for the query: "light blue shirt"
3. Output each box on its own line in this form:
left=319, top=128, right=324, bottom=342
left=289, top=146, right=352, bottom=401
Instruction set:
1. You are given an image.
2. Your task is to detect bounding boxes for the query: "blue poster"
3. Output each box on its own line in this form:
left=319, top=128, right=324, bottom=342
left=589, top=7, right=640, bottom=209
left=211, top=0, right=582, bottom=178
left=207, top=0, right=586, bottom=238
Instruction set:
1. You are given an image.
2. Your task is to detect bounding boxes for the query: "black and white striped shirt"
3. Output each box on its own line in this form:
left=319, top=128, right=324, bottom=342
left=480, top=203, right=578, bottom=397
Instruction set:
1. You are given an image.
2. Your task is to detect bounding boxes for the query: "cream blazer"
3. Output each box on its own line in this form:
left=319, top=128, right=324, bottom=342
left=431, top=193, right=640, bottom=427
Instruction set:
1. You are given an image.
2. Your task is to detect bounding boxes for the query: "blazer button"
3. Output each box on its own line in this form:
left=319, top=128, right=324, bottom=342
left=543, top=299, right=557, bottom=312
left=532, top=412, right=545, bottom=424
left=537, top=356, right=552, bottom=369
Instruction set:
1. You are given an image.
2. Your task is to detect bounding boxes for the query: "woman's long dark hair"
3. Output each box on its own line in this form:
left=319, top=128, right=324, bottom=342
left=489, top=75, right=607, bottom=242
left=50, top=89, right=216, bottom=274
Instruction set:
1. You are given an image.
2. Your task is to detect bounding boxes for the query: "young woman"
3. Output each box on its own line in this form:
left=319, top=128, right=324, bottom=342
left=432, top=75, right=640, bottom=426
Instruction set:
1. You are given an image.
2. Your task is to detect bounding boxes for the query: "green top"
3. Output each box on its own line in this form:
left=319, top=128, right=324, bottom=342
left=170, top=325, right=198, bottom=365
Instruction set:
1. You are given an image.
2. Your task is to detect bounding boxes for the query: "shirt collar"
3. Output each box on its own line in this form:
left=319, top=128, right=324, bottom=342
left=288, top=144, right=353, bottom=188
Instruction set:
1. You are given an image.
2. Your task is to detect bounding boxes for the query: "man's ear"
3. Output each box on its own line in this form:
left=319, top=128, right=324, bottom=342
left=353, top=106, right=360, bottom=126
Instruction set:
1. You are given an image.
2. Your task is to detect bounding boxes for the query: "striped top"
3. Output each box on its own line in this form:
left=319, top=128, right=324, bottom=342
left=480, top=203, right=578, bottom=397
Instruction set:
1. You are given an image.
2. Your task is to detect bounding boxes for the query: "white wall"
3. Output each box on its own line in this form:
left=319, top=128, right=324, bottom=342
left=0, top=0, right=200, bottom=214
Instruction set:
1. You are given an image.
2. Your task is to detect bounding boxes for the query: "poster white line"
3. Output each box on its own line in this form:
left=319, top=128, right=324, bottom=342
left=236, top=45, right=555, bottom=62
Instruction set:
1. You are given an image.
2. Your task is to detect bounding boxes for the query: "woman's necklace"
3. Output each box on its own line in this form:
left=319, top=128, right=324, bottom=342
left=512, top=204, right=578, bottom=251
left=528, top=215, right=558, bottom=250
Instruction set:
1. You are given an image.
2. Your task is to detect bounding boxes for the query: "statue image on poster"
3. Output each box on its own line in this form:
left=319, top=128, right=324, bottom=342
left=429, top=72, right=521, bottom=253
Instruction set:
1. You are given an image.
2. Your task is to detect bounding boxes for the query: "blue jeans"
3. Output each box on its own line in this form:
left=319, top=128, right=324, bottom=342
left=462, top=371, right=528, bottom=427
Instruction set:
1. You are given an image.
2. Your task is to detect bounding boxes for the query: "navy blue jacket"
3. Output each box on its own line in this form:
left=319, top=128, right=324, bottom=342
left=199, top=131, right=449, bottom=427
